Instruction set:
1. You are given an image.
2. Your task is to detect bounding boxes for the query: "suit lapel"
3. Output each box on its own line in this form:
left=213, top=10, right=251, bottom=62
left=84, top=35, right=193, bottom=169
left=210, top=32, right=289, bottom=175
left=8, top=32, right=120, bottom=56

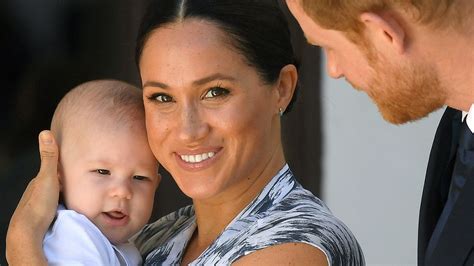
left=426, top=115, right=474, bottom=264
left=418, top=107, right=461, bottom=265
left=426, top=174, right=474, bottom=265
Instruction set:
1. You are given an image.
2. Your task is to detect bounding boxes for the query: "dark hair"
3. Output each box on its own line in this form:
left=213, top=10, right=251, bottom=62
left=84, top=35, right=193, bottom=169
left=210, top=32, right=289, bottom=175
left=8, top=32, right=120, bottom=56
left=135, top=0, right=299, bottom=113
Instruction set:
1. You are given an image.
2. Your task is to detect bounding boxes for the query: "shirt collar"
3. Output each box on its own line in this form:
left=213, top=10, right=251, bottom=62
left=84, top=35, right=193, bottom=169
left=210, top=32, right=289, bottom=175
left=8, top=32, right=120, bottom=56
left=462, top=103, right=474, bottom=133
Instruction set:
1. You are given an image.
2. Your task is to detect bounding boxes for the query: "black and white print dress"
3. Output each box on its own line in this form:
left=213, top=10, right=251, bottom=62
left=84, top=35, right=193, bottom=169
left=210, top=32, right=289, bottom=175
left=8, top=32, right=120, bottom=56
left=133, top=164, right=365, bottom=265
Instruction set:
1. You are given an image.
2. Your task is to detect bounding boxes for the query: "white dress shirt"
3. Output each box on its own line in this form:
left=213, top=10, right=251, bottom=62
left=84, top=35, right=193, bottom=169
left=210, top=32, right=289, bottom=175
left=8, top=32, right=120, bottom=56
left=461, top=103, right=474, bottom=133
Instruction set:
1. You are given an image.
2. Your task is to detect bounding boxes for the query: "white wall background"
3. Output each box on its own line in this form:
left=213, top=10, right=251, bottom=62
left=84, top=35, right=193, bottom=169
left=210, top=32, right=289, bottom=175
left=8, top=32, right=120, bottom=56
left=320, top=56, right=444, bottom=265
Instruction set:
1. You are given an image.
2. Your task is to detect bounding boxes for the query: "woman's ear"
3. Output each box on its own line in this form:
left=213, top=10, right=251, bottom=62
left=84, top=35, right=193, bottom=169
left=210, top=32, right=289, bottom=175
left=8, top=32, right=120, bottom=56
left=359, top=12, right=406, bottom=55
left=275, top=64, right=298, bottom=114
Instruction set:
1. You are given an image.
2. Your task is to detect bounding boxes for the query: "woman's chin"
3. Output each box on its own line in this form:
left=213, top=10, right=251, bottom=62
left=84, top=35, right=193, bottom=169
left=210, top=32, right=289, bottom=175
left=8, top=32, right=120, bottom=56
left=177, top=181, right=222, bottom=202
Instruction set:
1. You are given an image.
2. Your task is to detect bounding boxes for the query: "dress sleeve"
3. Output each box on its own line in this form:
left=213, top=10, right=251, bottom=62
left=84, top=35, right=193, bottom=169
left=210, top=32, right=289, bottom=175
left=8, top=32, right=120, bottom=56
left=238, top=210, right=364, bottom=266
left=43, top=210, right=119, bottom=266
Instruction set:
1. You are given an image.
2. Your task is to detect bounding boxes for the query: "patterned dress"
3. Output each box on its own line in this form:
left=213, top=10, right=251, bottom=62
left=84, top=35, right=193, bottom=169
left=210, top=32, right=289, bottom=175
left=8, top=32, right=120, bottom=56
left=133, top=165, right=365, bottom=265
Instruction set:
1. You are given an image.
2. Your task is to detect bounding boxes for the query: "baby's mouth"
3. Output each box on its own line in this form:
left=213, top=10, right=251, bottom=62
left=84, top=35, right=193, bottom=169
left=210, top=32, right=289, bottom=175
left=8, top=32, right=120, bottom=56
left=104, top=211, right=127, bottom=220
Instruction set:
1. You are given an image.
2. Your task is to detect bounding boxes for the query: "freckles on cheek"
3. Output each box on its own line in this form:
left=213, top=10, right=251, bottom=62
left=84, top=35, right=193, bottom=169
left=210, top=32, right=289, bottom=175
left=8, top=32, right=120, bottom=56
left=151, top=124, right=171, bottom=154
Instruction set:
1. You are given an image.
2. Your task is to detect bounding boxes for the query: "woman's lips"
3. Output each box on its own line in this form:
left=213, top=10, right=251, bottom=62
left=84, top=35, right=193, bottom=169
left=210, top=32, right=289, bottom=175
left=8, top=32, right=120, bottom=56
left=175, top=148, right=221, bottom=171
left=180, top=151, right=216, bottom=163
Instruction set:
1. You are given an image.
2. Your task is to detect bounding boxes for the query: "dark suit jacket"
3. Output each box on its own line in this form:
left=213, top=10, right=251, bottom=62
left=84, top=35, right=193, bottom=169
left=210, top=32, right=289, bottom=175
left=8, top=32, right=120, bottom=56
left=418, top=107, right=474, bottom=265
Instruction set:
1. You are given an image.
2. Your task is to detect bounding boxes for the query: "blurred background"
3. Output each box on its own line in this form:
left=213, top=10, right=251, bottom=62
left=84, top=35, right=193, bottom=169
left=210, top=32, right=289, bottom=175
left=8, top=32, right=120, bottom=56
left=0, top=0, right=443, bottom=265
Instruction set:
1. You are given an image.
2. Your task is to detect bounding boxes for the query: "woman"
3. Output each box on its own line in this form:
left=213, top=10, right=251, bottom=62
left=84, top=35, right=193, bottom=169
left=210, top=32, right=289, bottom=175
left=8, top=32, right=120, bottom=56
left=7, top=0, right=364, bottom=265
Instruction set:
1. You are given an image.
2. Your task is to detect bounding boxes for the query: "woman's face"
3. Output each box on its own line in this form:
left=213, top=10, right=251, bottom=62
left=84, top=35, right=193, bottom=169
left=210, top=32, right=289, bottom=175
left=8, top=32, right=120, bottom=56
left=139, top=20, right=283, bottom=201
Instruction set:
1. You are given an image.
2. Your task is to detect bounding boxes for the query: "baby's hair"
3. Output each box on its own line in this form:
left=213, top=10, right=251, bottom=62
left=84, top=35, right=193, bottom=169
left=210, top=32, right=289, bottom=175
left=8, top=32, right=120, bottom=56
left=51, top=79, right=144, bottom=144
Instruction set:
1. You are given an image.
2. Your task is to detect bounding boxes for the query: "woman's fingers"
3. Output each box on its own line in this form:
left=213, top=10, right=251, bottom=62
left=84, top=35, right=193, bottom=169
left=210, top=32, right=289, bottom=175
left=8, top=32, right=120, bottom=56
left=6, top=130, right=60, bottom=265
left=29, top=130, right=60, bottom=227
left=38, top=130, right=59, bottom=178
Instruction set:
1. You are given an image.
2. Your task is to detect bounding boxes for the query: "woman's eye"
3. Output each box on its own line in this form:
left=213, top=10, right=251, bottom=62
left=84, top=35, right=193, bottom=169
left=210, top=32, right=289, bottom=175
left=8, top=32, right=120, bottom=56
left=96, top=169, right=110, bottom=175
left=133, top=175, right=148, bottom=181
left=203, top=87, right=230, bottom=99
left=148, top=93, right=173, bottom=103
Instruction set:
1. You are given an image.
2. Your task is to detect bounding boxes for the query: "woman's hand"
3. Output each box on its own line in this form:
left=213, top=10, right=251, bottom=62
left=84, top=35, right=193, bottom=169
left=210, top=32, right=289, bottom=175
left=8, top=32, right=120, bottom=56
left=6, top=130, right=60, bottom=265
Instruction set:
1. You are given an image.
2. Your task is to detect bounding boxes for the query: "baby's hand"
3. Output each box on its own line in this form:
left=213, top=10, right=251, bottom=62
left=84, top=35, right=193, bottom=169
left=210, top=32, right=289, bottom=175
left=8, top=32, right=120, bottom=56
left=6, top=130, right=60, bottom=265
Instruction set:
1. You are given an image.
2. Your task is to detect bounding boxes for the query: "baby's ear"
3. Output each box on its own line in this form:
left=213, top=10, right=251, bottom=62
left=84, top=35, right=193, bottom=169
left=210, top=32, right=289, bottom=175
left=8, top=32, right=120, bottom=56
left=57, top=163, right=66, bottom=205
left=156, top=173, right=162, bottom=188
left=57, top=162, right=64, bottom=191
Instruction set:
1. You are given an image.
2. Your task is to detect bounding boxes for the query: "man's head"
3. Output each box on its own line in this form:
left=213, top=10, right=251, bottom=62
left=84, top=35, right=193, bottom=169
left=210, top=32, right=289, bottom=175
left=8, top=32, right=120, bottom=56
left=290, top=0, right=465, bottom=37
left=51, top=80, right=160, bottom=244
left=286, top=0, right=471, bottom=124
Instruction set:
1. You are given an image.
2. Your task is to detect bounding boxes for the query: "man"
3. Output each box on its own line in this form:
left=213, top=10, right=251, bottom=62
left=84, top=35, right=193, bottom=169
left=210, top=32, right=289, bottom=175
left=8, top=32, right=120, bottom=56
left=285, top=0, right=473, bottom=265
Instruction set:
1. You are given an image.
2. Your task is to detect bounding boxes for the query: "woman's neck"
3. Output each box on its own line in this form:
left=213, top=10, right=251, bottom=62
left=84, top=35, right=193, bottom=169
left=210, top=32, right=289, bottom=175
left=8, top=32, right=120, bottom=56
left=184, top=147, right=286, bottom=261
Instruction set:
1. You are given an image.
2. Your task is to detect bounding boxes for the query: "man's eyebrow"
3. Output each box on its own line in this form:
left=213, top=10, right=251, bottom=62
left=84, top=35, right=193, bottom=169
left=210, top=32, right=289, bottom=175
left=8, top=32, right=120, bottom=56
left=143, top=73, right=236, bottom=89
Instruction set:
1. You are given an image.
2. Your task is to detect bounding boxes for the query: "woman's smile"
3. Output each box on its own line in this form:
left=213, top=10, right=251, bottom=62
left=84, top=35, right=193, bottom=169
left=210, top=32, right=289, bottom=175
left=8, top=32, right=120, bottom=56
left=174, top=147, right=222, bottom=171
left=180, top=152, right=215, bottom=163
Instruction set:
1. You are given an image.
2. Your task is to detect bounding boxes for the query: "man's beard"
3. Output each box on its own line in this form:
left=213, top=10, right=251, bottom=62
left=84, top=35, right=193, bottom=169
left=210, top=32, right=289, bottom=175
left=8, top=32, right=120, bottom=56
left=362, top=57, right=446, bottom=124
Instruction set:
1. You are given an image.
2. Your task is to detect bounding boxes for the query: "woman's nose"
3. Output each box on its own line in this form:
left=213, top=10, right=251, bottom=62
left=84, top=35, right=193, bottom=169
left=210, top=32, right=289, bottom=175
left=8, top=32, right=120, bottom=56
left=325, top=49, right=343, bottom=79
left=178, top=104, right=209, bottom=143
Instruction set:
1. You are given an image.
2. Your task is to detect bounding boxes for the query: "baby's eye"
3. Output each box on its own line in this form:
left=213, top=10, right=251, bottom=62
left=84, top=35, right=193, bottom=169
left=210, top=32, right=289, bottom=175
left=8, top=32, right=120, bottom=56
left=133, top=175, right=148, bottom=181
left=96, top=169, right=110, bottom=175
left=203, top=87, right=230, bottom=99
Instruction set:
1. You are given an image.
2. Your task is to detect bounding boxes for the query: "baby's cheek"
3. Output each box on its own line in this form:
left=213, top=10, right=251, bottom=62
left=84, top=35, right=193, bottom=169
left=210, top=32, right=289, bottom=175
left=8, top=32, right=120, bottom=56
left=135, top=188, right=156, bottom=222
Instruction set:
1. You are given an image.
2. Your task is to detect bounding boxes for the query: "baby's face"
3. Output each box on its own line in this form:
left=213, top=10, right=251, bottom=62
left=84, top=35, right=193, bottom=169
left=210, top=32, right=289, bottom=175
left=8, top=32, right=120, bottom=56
left=59, top=122, right=160, bottom=244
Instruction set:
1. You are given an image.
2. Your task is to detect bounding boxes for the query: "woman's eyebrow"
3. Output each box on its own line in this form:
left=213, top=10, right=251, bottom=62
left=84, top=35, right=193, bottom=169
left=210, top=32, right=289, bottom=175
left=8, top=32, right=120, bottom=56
left=143, top=73, right=236, bottom=89
left=143, top=80, right=168, bottom=89
left=192, top=73, right=236, bottom=86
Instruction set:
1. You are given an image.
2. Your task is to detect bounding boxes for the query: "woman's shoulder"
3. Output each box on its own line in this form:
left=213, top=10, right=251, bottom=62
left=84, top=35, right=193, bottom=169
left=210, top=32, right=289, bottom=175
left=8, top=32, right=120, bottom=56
left=197, top=176, right=365, bottom=265
left=237, top=184, right=365, bottom=265
left=256, top=181, right=344, bottom=228
left=131, top=205, right=195, bottom=257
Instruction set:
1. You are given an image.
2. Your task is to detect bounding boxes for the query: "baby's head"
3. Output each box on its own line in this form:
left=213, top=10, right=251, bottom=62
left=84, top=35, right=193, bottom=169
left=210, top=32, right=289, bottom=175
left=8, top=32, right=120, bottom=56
left=51, top=80, right=160, bottom=244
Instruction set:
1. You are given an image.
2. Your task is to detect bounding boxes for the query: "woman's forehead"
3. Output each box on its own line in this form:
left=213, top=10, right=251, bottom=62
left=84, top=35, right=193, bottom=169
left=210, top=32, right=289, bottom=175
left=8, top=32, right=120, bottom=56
left=139, top=20, right=254, bottom=87
left=143, top=19, right=232, bottom=54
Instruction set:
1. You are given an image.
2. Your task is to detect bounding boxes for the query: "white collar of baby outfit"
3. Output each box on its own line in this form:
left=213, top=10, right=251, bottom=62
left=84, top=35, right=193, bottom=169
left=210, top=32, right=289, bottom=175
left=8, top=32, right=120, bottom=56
left=461, top=103, right=474, bottom=133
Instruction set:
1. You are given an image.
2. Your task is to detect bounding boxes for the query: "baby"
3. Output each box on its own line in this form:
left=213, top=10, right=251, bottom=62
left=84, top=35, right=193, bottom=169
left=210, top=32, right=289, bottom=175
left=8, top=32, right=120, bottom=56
left=43, top=80, right=160, bottom=265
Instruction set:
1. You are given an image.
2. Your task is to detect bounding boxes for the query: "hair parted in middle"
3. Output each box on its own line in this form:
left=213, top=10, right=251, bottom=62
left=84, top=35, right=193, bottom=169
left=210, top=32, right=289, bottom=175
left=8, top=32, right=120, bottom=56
left=135, top=0, right=300, bottom=114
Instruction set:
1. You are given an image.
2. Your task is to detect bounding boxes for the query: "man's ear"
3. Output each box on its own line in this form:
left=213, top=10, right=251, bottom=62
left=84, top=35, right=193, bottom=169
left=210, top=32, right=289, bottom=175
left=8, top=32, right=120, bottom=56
left=360, top=12, right=406, bottom=55
left=275, top=64, right=298, bottom=114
